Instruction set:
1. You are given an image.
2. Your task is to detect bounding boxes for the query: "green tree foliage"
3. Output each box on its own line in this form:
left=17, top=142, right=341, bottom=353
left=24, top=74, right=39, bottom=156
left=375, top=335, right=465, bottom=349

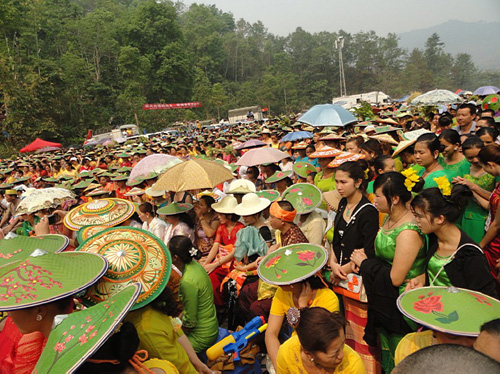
left=0, top=0, right=499, bottom=149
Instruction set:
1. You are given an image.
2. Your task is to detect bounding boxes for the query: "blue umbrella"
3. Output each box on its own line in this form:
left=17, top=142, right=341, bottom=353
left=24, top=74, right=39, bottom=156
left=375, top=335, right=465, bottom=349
left=297, top=104, right=357, bottom=127
left=474, top=86, right=500, bottom=96
left=280, top=131, right=313, bottom=142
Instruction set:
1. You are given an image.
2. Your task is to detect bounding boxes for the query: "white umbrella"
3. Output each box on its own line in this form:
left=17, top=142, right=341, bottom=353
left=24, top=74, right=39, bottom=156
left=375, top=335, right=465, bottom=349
left=17, top=187, right=75, bottom=214
left=411, top=89, right=462, bottom=105
left=128, top=154, right=182, bottom=183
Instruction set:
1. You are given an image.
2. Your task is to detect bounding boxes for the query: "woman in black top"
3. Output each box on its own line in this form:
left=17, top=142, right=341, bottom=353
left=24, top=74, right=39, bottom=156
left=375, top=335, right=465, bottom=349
left=328, top=160, right=380, bottom=373
left=329, top=161, right=379, bottom=282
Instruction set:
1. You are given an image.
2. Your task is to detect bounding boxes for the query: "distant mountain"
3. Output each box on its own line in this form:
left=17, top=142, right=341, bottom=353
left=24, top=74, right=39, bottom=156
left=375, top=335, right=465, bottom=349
left=397, top=20, right=500, bottom=71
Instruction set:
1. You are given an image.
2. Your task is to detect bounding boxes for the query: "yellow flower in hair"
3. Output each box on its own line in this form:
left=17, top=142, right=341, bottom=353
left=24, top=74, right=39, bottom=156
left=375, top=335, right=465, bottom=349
left=364, top=168, right=370, bottom=179
left=401, top=168, right=420, bottom=192
left=434, top=176, right=451, bottom=196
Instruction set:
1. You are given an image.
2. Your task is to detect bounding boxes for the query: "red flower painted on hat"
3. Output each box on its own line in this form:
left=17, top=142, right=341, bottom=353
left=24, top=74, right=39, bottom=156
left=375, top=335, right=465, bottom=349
left=266, top=255, right=281, bottom=269
left=65, top=335, right=74, bottom=343
left=468, top=292, right=493, bottom=307
left=413, top=295, right=443, bottom=314
left=297, top=250, right=315, bottom=262
left=289, top=188, right=300, bottom=193
left=276, top=172, right=284, bottom=178
left=302, top=198, right=312, bottom=206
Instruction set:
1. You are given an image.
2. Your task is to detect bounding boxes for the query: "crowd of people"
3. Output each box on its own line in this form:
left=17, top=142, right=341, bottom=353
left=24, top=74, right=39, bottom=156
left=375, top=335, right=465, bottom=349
left=1, top=99, right=500, bottom=374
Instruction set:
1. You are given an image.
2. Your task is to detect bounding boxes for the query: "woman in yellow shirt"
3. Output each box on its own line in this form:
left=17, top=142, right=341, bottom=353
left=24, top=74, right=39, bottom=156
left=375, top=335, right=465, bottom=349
left=258, top=243, right=339, bottom=370
left=277, top=307, right=365, bottom=374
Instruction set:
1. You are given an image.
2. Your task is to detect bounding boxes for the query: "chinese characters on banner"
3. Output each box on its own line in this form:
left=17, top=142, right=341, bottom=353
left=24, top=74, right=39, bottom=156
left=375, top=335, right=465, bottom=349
left=142, top=102, right=202, bottom=110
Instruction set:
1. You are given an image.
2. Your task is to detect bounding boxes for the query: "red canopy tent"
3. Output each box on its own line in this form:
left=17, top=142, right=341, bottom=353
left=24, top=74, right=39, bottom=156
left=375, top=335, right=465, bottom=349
left=20, top=138, right=62, bottom=153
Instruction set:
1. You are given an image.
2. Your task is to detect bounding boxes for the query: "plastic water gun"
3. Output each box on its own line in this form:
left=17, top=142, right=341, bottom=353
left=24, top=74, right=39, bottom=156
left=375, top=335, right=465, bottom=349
left=206, top=316, right=267, bottom=361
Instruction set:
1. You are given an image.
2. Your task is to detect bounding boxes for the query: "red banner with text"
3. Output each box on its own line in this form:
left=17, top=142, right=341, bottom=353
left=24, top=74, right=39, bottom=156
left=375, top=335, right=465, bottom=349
left=142, top=102, right=202, bottom=110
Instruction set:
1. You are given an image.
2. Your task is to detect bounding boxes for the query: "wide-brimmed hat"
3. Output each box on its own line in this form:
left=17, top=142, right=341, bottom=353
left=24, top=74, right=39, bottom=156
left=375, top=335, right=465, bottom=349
left=34, top=283, right=141, bottom=373
left=126, top=177, right=144, bottom=187
left=293, top=162, right=316, bottom=179
left=319, top=134, right=346, bottom=141
left=157, top=202, right=193, bottom=216
left=234, top=193, right=271, bottom=216
left=323, top=190, right=342, bottom=212
left=370, top=134, right=398, bottom=145
left=76, top=227, right=171, bottom=310
left=63, top=198, right=136, bottom=231
left=392, top=139, right=416, bottom=157
left=397, top=286, right=500, bottom=337
left=292, top=141, right=308, bottom=150
left=265, top=170, right=292, bottom=184
left=227, top=179, right=256, bottom=194
left=124, top=187, right=145, bottom=197
left=308, top=146, right=343, bottom=158
left=281, top=183, right=322, bottom=214
left=256, top=190, right=280, bottom=202
left=145, top=185, right=165, bottom=197
left=328, top=152, right=365, bottom=168
left=0, top=251, right=107, bottom=311
left=77, top=225, right=111, bottom=244
left=0, top=234, right=69, bottom=267
left=257, top=243, right=328, bottom=286
left=212, top=195, right=238, bottom=214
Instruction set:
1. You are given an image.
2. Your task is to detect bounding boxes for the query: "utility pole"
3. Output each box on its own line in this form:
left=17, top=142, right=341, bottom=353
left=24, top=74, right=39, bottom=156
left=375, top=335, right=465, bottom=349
left=335, top=36, right=347, bottom=97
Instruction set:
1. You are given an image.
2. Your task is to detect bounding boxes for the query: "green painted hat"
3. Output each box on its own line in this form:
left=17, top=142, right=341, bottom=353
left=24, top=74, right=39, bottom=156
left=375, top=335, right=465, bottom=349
left=256, top=189, right=280, bottom=202
left=397, top=286, right=500, bottom=337
left=258, top=243, right=328, bottom=286
left=265, top=170, right=293, bottom=184
left=0, top=183, right=13, bottom=189
left=73, top=180, right=93, bottom=190
left=34, top=283, right=141, bottom=374
left=14, top=176, right=30, bottom=183
left=43, top=177, right=58, bottom=183
left=75, top=227, right=172, bottom=310
left=157, top=202, right=193, bottom=216
left=79, top=170, right=94, bottom=178
left=0, top=234, right=69, bottom=267
left=77, top=225, right=111, bottom=245
left=482, top=94, right=500, bottom=112
left=117, top=153, right=130, bottom=158
left=0, top=251, right=107, bottom=311
left=293, top=162, right=316, bottom=179
left=126, top=177, right=144, bottom=187
left=281, top=183, right=322, bottom=214
left=63, top=198, right=136, bottom=231
left=142, top=172, right=159, bottom=181
left=111, top=175, right=128, bottom=182
left=116, top=166, right=132, bottom=173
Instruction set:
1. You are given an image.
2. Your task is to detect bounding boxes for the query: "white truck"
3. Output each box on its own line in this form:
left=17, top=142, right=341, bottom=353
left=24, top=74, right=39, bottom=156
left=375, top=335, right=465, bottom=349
left=85, top=124, right=140, bottom=144
left=332, top=91, right=392, bottom=109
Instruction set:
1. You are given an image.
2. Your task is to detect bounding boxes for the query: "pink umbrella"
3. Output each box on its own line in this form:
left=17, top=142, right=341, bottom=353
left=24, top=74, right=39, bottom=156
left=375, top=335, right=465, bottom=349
left=235, top=139, right=267, bottom=150
left=128, top=154, right=182, bottom=183
left=236, top=147, right=290, bottom=166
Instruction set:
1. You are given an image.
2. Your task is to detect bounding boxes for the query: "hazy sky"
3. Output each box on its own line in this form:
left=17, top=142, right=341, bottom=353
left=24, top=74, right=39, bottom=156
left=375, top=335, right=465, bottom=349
left=183, top=0, right=500, bottom=36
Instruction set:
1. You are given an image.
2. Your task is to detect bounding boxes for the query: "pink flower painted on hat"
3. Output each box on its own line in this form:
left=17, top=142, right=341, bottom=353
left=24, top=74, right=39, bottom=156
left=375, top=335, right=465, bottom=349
left=65, top=335, right=74, bottom=343
left=79, top=334, right=88, bottom=345
left=297, top=250, right=315, bottom=262
left=54, top=342, right=66, bottom=353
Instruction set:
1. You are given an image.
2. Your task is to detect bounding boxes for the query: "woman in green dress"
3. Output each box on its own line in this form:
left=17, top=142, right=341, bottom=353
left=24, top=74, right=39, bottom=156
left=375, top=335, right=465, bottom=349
left=168, top=235, right=219, bottom=353
left=438, top=129, right=470, bottom=179
left=414, top=133, right=450, bottom=189
left=453, top=136, right=495, bottom=243
left=406, top=184, right=497, bottom=298
left=351, top=172, right=425, bottom=373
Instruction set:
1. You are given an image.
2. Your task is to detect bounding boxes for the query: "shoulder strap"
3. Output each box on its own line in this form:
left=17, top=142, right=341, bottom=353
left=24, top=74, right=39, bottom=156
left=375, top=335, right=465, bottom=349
left=347, top=203, right=375, bottom=224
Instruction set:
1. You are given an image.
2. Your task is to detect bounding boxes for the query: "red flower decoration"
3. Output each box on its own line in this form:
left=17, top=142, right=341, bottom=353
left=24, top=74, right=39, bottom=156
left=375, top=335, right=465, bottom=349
left=468, top=292, right=493, bottom=307
left=302, top=198, right=312, bottom=206
left=265, top=255, right=281, bottom=269
left=413, top=295, right=444, bottom=314
left=297, top=250, right=315, bottom=262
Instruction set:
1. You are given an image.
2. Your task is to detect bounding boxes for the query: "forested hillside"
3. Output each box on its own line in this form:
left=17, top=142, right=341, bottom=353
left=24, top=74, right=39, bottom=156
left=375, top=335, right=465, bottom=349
left=1, top=0, right=498, bottom=147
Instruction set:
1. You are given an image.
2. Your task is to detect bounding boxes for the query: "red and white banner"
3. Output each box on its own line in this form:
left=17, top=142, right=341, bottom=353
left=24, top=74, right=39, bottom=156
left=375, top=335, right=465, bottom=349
left=142, top=102, right=202, bottom=110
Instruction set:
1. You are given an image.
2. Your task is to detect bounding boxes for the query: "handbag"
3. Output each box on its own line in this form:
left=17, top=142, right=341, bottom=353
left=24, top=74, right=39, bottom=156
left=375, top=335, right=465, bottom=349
left=333, top=273, right=367, bottom=303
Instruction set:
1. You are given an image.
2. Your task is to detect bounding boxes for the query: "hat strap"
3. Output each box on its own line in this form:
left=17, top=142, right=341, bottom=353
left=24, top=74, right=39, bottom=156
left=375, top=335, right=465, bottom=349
left=87, top=350, right=153, bottom=373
